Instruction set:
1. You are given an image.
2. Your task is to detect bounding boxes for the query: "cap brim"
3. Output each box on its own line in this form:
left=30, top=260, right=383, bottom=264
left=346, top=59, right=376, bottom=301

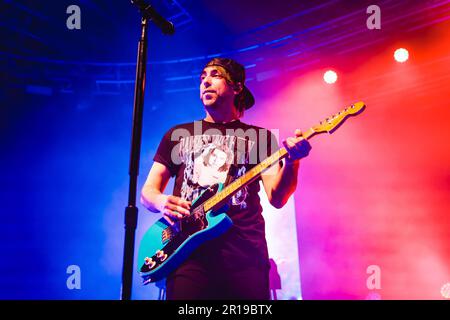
left=242, top=86, right=255, bottom=109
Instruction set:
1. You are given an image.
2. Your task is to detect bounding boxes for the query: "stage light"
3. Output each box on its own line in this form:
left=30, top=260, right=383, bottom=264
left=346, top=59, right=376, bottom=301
left=323, top=70, right=337, bottom=84
left=394, top=48, right=409, bottom=63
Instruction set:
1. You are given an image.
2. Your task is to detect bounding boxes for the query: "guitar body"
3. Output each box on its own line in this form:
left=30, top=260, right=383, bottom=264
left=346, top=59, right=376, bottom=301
left=137, top=183, right=232, bottom=284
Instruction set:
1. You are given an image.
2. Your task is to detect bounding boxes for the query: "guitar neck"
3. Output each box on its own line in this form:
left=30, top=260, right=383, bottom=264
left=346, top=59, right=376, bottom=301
left=201, top=101, right=366, bottom=212
left=203, top=128, right=316, bottom=212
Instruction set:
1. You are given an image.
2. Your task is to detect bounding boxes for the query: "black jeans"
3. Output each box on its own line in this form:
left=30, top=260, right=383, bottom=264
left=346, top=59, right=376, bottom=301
left=165, top=257, right=270, bottom=300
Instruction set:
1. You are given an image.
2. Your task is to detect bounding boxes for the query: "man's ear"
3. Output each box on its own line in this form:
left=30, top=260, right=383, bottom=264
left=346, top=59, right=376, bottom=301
left=233, top=82, right=243, bottom=94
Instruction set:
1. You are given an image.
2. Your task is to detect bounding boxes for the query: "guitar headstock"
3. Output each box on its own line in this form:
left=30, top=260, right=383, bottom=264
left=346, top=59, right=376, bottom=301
left=312, top=101, right=366, bottom=134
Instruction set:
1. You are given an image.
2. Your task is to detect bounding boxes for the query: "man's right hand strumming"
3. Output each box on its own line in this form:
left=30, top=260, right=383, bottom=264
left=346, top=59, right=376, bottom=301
left=156, top=194, right=191, bottom=225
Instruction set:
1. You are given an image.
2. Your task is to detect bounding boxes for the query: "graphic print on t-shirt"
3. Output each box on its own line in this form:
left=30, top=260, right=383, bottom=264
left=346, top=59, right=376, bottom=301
left=177, top=134, right=255, bottom=209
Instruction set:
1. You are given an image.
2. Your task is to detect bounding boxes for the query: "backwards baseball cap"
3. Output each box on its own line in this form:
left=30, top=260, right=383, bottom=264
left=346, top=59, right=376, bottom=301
left=204, top=58, right=255, bottom=110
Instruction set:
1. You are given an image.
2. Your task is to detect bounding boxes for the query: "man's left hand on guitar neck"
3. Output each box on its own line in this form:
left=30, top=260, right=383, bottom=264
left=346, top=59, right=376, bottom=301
left=283, top=129, right=312, bottom=164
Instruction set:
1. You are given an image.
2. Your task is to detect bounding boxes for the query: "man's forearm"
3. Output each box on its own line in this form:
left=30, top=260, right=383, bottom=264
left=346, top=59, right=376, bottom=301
left=269, top=159, right=300, bottom=208
left=140, top=188, right=165, bottom=213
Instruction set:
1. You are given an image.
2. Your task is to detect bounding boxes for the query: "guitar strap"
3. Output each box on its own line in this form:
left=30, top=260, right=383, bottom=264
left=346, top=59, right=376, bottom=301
left=224, top=164, right=238, bottom=187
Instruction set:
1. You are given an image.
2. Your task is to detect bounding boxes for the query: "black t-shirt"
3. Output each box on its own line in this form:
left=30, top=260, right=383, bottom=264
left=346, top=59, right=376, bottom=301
left=153, top=119, right=279, bottom=270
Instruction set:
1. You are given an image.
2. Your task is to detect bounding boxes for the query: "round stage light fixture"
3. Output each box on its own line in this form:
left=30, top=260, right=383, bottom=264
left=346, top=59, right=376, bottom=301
left=394, top=48, right=409, bottom=63
left=323, top=70, right=338, bottom=84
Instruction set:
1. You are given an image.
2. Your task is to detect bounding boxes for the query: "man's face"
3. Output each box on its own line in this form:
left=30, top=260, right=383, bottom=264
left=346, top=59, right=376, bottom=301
left=208, top=148, right=227, bottom=169
left=199, top=66, right=237, bottom=108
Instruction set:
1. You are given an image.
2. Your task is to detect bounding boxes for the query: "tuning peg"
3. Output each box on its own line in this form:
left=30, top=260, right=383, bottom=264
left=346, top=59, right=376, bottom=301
left=144, top=257, right=156, bottom=269
left=156, top=250, right=168, bottom=262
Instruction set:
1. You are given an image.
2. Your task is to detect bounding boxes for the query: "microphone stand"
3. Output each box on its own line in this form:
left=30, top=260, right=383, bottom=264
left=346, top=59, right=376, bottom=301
left=121, top=2, right=174, bottom=300
left=121, top=16, right=149, bottom=301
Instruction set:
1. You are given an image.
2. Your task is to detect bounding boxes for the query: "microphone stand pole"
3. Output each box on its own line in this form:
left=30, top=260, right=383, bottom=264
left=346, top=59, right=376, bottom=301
left=121, top=16, right=149, bottom=301
left=122, top=1, right=174, bottom=300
